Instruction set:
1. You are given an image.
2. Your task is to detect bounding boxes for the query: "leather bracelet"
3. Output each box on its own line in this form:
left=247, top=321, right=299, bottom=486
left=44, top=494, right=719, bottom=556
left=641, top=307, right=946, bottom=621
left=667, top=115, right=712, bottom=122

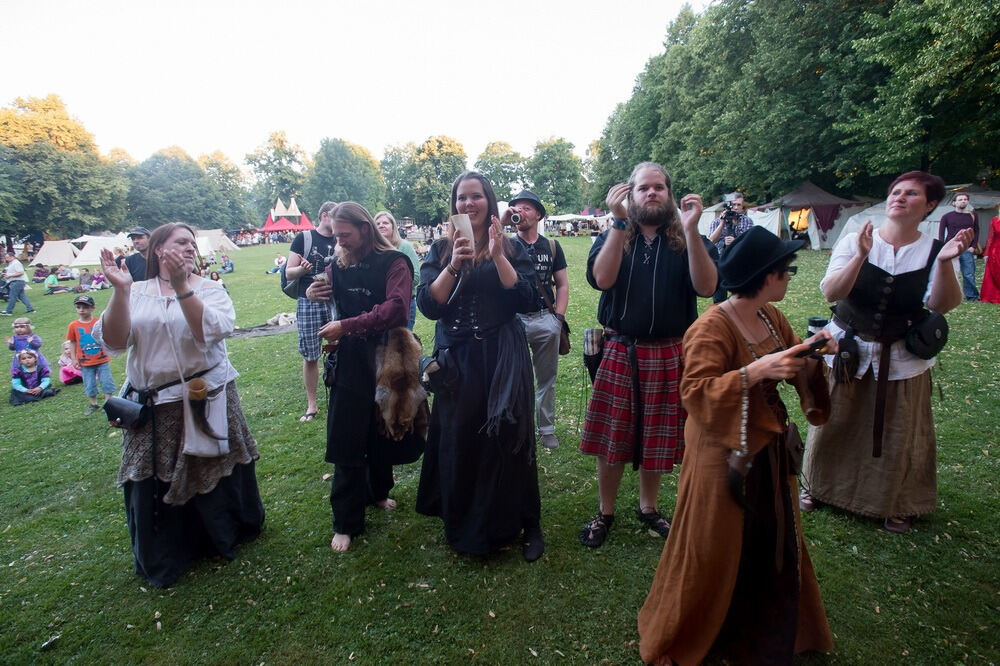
left=175, top=290, right=196, bottom=301
left=446, top=264, right=460, bottom=277
left=611, top=218, right=627, bottom=231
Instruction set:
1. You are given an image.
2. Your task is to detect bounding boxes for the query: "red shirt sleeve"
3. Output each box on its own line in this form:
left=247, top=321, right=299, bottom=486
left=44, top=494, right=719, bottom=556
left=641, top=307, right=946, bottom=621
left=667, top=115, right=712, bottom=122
left=339, top=257, right=412, bottom=337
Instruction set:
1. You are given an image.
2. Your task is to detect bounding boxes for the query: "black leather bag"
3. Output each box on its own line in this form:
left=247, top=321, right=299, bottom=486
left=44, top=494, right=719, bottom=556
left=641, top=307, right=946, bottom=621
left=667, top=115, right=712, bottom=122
left=103, top=396, right=149, bottom=429
left=905, top=310, right=948, bottom=360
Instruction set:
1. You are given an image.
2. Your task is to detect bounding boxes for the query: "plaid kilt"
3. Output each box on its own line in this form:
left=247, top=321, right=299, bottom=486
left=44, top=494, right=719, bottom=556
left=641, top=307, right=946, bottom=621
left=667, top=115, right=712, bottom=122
left=580, top=336, right=685, bottom=472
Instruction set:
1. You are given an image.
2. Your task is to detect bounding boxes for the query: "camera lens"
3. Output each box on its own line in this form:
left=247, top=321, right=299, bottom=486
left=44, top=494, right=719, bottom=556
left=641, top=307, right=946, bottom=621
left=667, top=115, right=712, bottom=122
left=511, top=213, right=521, bottom=224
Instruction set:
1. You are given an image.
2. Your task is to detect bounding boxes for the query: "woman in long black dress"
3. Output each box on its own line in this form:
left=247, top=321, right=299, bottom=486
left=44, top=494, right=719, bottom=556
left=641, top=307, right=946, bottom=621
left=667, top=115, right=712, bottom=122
left=415, top=171, right=545, bottom=562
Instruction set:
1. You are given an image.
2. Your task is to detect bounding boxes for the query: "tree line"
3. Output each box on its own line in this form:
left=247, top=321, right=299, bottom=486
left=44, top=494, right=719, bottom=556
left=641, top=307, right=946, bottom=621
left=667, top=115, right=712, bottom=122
left=0, top=96, right=586, bottom=240
left=3, top=0, right=996, bottom=240
left=587, top=0, right=999, bottom=206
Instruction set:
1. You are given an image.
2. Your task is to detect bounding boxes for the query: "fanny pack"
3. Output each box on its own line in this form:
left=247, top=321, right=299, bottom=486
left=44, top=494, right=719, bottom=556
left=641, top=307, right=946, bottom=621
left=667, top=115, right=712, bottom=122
left=904, top=310, right=948, bottom=360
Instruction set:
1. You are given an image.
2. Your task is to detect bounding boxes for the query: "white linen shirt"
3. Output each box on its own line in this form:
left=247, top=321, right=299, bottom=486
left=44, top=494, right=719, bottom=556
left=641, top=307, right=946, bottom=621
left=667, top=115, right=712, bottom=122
left=819, top=229, right=956, bottom=381
left=94, top=279, right=238, bottom=405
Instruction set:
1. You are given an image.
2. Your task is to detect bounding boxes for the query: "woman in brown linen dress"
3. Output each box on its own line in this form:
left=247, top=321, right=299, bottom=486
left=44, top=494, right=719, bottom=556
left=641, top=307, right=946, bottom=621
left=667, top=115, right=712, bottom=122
left=638, top=227, right=835, bottom=664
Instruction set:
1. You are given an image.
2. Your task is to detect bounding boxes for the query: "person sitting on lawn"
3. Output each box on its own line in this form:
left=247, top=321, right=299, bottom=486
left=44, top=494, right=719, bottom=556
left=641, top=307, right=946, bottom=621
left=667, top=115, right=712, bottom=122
left=57, top=340, right=82, bottom=385
left=10, top=348, right=59, bottom=406
left=31, top=264, right=50, bottom=283
left=90, top=271, right=109, bottom=289
left=44, top=267, right=72, bottom=295
left=220, top=255, right=234, bottom=274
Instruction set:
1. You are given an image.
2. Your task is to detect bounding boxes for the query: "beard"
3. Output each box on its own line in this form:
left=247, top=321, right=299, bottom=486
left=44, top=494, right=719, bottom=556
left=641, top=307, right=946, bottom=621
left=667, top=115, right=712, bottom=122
left=628, top=198, right=678, bottom=230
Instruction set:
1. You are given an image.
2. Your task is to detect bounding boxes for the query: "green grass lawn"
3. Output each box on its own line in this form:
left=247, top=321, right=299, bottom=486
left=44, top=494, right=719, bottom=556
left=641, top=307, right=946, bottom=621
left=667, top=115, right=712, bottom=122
left=1, top=239, right=997, bottom=664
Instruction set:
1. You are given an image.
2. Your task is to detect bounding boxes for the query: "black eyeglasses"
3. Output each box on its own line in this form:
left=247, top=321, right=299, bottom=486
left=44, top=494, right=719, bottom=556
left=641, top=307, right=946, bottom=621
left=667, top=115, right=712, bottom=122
left=783, top=265, right=798, bottom=276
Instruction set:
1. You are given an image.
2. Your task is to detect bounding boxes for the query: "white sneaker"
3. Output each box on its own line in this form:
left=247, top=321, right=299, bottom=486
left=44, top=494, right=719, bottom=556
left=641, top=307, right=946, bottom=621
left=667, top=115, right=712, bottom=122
left=541, top=433, right=559, bottom=449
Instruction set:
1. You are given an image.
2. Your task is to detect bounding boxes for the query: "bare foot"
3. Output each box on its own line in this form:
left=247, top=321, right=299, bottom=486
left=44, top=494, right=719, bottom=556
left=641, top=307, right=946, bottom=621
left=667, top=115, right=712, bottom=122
left=375, top=498, right=397, bottom=510
left=330, top=533, right=351, bottom=552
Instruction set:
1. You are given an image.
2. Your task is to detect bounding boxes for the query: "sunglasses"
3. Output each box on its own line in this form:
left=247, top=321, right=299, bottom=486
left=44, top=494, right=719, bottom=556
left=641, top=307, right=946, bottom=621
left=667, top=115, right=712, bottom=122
left=783, top=265, right=798, bottom=276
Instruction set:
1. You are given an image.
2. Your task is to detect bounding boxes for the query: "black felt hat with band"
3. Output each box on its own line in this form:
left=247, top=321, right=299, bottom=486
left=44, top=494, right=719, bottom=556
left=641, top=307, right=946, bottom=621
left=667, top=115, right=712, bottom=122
left=508, top=190, right=546, bottom=218
left=719, top=226, right=805, bottom=290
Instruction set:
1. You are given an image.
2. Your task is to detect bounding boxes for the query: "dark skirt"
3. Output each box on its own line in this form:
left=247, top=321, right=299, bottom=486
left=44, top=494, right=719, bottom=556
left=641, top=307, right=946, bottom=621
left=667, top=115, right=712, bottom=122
left=416, top=329, right=540, bottom=555
left=123, top=461, right=264, bottom=588
left=118, top=381, right=264, bottom=587
left=9, top=386, right=59, bottom=406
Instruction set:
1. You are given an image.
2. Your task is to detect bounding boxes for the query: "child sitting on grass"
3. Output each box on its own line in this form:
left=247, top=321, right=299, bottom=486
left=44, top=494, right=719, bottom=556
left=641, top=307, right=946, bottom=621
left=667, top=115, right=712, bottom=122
left=10, top=348, right=59, bottom=405
left=58, top=340, right=83, bottom=385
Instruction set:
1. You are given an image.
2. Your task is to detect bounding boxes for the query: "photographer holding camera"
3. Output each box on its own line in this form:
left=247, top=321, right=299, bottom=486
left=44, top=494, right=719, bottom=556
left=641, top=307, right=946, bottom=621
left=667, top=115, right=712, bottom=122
left=709, top=192, right=754, bottom=303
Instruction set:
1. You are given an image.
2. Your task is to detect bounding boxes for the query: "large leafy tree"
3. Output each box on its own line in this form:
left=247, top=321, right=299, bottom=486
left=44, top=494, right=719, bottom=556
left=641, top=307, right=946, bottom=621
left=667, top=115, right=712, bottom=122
left=524, top=138, right=583, bottom=214
left=128, top=147, right=229, bottom=228
left=198, top=151, right=254, bottom=230
left=381, top=143, right=418, bottom=217
left=474, top=141, right=525, bottom=202
left=411, top=135, right=467, bottom=224
left=245, top=131, right=306, bottom=217
left=6, top=141, right=128, bottom=237
left=0, top=146, right=29, bottom=229
left=0, top=94, right=96, bottom=153
left=836, top=0, right=1000, bottom=183
left=301, top=138, right=386, bottom=216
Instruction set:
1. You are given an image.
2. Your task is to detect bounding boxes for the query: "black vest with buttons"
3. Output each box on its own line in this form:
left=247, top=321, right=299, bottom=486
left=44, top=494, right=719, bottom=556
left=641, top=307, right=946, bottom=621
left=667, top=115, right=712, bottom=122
left=330, top=249, right=409, bottom=333
left=833, top=239, right=943, bottom=341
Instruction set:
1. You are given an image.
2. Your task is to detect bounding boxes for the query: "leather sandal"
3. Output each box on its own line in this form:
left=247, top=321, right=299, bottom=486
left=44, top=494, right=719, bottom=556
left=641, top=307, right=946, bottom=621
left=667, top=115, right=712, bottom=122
left=579, top=512, right=614, bottom=548
left=637, top=507, right=671, bottom=538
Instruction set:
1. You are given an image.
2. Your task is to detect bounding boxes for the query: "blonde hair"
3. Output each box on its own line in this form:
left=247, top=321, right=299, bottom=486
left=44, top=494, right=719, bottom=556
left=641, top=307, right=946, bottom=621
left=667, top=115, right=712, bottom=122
left=12, top=317, right=33, bottom=331
left=373, top=210, right=402, bottom=247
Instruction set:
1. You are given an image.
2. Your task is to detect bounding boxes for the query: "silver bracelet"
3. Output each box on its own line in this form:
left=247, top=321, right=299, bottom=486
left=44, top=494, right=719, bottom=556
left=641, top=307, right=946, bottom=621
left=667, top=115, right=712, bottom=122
left=738, top=366, right=749, bottom=457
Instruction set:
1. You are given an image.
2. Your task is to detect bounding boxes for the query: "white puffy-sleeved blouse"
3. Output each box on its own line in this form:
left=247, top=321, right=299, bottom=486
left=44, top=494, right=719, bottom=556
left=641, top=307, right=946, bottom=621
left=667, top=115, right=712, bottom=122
left=819, top=229, right=956, bottom=381
left=94, top=279, right=238, bottom=405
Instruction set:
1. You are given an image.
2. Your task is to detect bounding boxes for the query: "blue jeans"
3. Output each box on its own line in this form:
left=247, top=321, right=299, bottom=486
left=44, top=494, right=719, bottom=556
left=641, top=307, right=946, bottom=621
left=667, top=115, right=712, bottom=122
left=4, top=280, right=33, bottom=314
left=80, top=362, right=116, bottom=398
left=959, top=249, right=979, bottom=300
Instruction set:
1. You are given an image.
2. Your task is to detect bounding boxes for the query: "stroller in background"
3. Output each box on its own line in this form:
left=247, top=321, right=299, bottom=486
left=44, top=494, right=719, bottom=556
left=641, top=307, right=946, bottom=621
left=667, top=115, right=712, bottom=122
left=0, top=279, right=10, bottom=303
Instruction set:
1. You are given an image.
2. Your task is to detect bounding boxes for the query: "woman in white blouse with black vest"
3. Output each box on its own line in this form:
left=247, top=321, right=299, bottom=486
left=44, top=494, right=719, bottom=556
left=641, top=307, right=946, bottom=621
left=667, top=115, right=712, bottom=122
left=801, top=172, right=972, bottom=534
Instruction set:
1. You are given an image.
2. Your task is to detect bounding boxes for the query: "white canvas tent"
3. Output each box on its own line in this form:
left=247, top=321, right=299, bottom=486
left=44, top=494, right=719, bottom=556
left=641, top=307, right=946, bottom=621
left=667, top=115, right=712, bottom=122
left=30, top=240, right=78, bottom=267
left=837, top=185, right=1000, bottom=249
left=196, top=229, right=240, bottom=253
left=71, top=237, right=128, bottom=266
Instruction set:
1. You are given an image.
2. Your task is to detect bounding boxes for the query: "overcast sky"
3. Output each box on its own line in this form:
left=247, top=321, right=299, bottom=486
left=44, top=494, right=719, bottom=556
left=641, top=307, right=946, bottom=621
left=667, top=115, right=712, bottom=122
left=4, top=0, right=704, bottom=165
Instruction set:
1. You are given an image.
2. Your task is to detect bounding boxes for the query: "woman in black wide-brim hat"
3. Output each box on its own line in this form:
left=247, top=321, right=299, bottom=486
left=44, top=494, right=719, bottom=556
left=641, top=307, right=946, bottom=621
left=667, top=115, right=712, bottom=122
left=639, top=226, right=837, bottom=665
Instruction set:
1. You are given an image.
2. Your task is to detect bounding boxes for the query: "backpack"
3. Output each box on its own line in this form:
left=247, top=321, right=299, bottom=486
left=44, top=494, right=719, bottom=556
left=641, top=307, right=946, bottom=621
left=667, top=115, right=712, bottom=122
left=280, top=231, right=312, bottom=299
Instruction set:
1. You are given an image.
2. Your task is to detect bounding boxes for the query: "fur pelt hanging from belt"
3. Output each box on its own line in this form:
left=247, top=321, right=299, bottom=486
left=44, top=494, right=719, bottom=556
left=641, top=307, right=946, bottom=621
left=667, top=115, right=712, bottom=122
left=374, top=327, right=430, bottom=441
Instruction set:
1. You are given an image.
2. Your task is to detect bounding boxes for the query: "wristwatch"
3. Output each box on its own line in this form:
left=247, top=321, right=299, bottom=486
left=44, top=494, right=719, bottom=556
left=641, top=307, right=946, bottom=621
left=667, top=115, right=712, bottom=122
left=611, top=218, right=627, bottom=231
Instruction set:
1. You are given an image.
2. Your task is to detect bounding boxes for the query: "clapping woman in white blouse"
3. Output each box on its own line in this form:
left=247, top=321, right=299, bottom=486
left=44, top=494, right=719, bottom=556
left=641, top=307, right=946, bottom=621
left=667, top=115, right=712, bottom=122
left=95, top=222, right=264, bottom=587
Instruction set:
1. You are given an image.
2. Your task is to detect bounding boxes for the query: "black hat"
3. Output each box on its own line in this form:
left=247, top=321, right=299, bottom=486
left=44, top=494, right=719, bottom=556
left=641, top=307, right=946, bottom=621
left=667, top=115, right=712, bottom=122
left=508, top=190, right=546, bottom=218
left=719, top=226, right=805, bottom=291
left=73, top=294, right=96, bottom=307
left=127, top=226, right=151, bottom=238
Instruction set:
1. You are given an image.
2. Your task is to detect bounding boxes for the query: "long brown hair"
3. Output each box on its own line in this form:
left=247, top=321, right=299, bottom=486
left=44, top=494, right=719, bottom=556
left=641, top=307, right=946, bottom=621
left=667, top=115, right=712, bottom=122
left=437, top=171, right=514, bottom=267
left=333, top=202, right=395, bottom=268
left=622, top=161, right=684, bottom=254
left=145, top=222, right=199, bottom=280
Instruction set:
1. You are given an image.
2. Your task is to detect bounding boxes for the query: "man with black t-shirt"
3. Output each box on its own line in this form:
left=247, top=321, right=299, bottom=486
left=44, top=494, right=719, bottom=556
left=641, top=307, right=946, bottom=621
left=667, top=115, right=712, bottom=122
left=122, top=227, right=150, bottom=281
left=286, top=201, right=338, bottom=422
left=578, top=162, right=717, bottom=548
left=510, top=189, right=569, bottom=450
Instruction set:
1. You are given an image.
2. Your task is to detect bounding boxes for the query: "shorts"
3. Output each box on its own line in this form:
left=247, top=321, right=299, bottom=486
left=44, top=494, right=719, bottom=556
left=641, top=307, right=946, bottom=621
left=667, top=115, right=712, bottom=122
left=297, top=297, right=332, bottom=361
left=81, top=362, right=116, bottom=398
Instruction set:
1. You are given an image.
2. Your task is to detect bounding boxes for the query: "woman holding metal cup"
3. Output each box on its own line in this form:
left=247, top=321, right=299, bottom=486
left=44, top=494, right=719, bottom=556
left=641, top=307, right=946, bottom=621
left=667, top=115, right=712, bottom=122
left=94, top=222, right=264, bottom=588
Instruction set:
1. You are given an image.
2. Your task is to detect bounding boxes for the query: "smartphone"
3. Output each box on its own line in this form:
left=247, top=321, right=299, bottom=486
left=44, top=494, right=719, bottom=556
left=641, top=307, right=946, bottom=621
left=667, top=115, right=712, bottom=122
left=795, top=338, right=828, bottom=358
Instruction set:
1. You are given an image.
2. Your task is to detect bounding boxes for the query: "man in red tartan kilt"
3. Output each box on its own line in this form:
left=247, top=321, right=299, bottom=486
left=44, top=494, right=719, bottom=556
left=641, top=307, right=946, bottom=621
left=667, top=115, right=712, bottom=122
left=579, top=162, right=718, bottom=548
